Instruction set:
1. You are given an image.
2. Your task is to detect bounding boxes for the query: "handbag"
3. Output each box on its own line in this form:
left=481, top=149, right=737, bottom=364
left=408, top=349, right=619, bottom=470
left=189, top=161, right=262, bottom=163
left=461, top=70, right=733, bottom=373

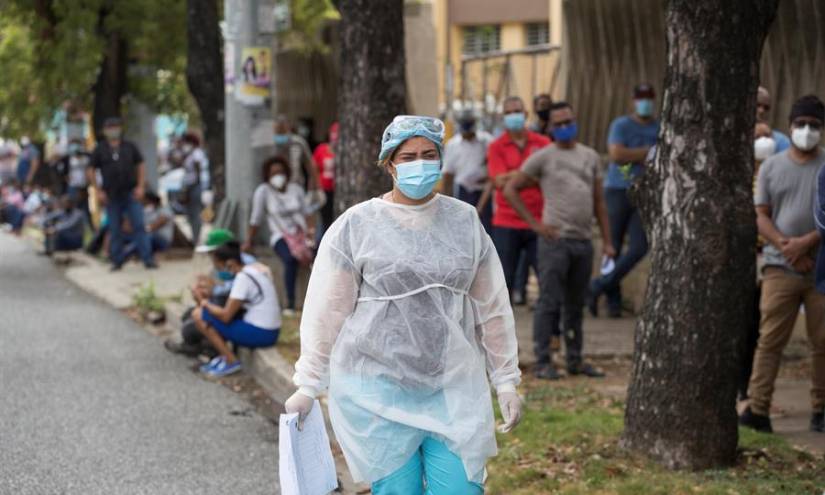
left=269, top=186, right=315, bottom=267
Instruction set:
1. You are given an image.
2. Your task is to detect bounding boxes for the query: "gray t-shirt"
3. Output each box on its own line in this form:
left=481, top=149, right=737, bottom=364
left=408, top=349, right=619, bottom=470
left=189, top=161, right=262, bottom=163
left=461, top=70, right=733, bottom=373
left=521, top=142, right=601, bottom=240
left=754, top=148, right=825, bottom=271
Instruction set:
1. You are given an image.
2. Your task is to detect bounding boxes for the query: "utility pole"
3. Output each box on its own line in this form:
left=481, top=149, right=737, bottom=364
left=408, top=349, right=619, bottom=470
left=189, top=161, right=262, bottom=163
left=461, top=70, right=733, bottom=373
left=216, top=0, right=277, bottom=238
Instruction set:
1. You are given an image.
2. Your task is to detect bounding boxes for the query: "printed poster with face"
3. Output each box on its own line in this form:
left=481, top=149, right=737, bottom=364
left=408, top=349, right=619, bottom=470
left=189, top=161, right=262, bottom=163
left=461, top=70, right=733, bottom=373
left=237, top=46, right=271, bottom=105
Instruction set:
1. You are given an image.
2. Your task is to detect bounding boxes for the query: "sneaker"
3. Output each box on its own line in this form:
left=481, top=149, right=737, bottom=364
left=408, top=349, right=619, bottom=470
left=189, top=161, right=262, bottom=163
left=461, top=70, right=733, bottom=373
left=110, top=263, right=123, bottom=272
left=739, top=406, right=773, bottom=433
left=511, top=291, right=526, bottom=306
left=567, top=362, right=605, bottom=378
left=199, top=356, right=222, bottom=374
left=145, top=261, right=159, bottom=270
left=282, top=308, right=297, bottom=317
left=534, top=365, right=561, bottom=380
left=811, top=410, right=824, bottom=433
left=203, top=356, right=242, bottom=377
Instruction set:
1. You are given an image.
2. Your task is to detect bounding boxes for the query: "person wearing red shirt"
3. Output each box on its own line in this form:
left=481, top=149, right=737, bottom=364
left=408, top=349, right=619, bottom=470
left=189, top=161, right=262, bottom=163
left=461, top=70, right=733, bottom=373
left=313, top=122, right=338, bottom=236
left=488, top=96, right=551, bottom=301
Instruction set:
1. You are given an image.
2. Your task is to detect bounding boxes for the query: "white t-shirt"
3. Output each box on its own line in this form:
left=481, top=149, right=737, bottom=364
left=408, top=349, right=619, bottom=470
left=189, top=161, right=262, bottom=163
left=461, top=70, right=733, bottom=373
left=229, top=264, right=281, bottom=330
left=249, top=182, right=309, bottom=246
left=442, top=131, right=493, bottom=193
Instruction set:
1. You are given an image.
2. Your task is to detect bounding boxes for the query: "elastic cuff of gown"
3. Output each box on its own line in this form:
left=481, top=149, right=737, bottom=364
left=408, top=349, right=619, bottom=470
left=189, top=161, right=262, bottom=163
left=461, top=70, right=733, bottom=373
left=298, top=386, right=319, bottom=399
left=495, top=382, right=517, bottom=394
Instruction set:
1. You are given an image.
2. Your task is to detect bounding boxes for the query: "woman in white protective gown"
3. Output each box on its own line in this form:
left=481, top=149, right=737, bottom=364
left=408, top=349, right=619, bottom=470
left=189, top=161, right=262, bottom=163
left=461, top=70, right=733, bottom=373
left=284, top=115, right=522, bottom=494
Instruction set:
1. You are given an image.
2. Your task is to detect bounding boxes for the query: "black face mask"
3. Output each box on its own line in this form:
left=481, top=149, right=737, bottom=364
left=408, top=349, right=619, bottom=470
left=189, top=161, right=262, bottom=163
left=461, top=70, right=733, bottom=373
left=537, top=109, right=550, bottom=121
left=459, top=120, right=476, bottom=133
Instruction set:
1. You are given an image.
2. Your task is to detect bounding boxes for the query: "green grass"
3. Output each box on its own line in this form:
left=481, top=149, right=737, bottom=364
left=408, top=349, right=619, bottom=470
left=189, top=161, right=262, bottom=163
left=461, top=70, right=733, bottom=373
left=131, top=282, right=165, bottom=314
left=486, top=382, right=824, bottom=495
left=276, top=314, right=300, bottom=362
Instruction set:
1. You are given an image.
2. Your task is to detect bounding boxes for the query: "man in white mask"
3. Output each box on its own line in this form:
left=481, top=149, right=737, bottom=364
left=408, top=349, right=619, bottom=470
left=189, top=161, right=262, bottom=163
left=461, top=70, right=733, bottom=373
left=742, top=94, right=825, bottom=435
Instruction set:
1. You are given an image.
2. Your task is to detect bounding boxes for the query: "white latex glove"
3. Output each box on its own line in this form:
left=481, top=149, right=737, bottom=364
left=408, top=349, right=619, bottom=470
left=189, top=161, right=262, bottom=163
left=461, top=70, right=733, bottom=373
left=284, top=390, right=315, bottom=431
left=497, top=389, right=523, bottom=433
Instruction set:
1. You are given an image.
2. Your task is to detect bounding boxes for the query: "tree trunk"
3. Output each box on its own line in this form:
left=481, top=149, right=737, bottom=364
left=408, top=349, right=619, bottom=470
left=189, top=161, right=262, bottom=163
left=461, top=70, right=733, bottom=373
left=185, top=0, right=226, bottom=202
left=335, top=0, right=406, bottom=214
left=621, top=0, right=778, bottom=470
left=91, top=11, right=128, bottom=136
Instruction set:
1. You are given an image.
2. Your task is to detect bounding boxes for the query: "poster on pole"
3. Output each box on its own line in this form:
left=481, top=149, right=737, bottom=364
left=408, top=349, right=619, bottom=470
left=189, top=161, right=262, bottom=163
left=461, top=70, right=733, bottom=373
left=237, top=46, right=271, bottom=105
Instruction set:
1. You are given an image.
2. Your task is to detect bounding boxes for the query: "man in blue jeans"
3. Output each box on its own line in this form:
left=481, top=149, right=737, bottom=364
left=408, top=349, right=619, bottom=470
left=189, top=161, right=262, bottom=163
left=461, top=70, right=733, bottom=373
left=589, top=83, right=659, bottom=317
left=88, top=117, right=157, bottom=271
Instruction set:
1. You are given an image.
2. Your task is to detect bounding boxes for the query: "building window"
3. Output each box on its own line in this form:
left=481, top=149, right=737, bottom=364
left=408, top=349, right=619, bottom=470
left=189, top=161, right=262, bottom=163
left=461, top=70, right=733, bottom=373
left=525, top=22, right=550, bottom=46
left=462, top=25, right=501, bottom=55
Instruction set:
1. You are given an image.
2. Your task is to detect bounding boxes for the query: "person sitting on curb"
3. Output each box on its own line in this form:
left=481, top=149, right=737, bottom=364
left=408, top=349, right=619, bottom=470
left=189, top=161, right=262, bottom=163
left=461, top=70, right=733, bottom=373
left=42, top=195, right=84, bottom=256
left=165, top=228, right=258, bottom=357
left=122, top=191, right=173, bottom=260
left=191, top=241, right=281, bottom=377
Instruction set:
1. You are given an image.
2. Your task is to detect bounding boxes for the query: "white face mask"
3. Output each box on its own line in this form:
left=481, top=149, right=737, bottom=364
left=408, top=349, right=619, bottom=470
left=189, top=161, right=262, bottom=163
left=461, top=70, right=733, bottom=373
left=754, top=136, right=776, bottom=161
left=269, top=174, right=287, bottom=189
left=791, top=124, right=821, bottom=151
left=182, top=144, right=194, bottom=154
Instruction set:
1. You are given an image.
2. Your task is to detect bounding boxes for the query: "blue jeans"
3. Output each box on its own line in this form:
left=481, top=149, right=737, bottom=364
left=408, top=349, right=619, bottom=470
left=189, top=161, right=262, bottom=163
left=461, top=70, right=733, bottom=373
left=457, top=185, right=492, bottom=235
left=107, top=196, right=153, bottom=267
left=273, top=238, right=298, bottom=309
left=371, top=437, right=483, bottom=495
left=45, top=230, right=83, bottom=253
left=492, top=226, right=537, bottom=295
left=1, top=204, right=25, bottom=231
left=184, top=183, right=202, bottom=244
left=593, top=188, right=648, bottom=312
left=122, top=233, right=169, bottom=261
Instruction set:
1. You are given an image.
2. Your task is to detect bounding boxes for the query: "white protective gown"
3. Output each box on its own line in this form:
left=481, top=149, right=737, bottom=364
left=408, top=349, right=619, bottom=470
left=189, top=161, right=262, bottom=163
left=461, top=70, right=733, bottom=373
left=293, top=194, right=521, bottom=483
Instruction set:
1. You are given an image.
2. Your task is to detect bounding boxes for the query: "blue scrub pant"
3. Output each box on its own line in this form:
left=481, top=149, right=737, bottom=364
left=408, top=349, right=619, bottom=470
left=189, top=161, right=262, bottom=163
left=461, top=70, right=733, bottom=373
left=371, top=437, right=483, bottom=495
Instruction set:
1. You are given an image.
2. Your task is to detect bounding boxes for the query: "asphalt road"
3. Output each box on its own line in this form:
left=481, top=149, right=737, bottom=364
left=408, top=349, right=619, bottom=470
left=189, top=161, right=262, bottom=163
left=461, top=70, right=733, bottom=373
left=0, top=234, right=280, bottom=494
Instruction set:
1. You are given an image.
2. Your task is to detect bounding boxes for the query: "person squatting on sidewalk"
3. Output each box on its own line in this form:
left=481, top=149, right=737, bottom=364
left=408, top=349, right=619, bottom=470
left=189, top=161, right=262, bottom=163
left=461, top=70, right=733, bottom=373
left=283, top=116, right=522, bottom=494
left=740, top=95, right=825, bottom=434
left=504, top=102, right=613, bottom=380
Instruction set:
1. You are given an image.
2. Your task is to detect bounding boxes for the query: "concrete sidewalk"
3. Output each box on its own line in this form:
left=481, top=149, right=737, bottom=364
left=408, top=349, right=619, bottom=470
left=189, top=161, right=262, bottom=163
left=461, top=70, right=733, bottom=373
left=47, top=245, right=822, bottom=470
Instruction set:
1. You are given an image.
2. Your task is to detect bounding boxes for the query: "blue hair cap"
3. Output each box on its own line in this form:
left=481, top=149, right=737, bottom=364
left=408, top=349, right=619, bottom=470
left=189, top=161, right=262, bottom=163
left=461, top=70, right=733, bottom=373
left=378, top=115, right=446, bottom=162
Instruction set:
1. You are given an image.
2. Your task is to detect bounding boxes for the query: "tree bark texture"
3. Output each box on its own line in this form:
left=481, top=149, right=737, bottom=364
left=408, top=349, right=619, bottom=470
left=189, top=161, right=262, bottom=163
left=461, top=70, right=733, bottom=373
left=621, top=0, right=778, bottom=469
left=335, top=0, right=406, bottom=214
left=186, top=0, right=226, bottom=202
left=91, top=9, right=128, bottom=136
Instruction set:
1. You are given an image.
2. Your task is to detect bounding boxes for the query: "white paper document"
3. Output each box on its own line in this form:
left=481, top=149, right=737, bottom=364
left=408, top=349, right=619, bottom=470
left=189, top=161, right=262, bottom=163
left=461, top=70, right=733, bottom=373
left=279, top=400, right=339, bottom=495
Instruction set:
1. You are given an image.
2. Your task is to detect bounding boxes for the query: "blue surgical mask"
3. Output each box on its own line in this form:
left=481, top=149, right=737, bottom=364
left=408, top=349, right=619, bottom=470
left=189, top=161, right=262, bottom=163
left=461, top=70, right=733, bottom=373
left=635, top=99, right=654, bottom=118
left=552, top=122, right=578, bottom=142
left=394, top=159, right=442, bottom=200
left=274, top=134, right=290, bottom=146
left=216, top=270, right=235, bottom=281
left=503, top=112, right=526, bottom=131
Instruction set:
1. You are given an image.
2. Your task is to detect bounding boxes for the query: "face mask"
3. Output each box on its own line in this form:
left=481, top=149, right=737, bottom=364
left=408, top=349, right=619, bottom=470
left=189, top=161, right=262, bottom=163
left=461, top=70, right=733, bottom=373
left=394, top=159, right=442, bottom=200
left=503, top=112, right=526, bottom=131
left=537, top=109, right=550, bottom=121
left=791, top=125, right=821, bottom=151
left=552, top=123, right=578, bottom=142
left=182, top=144, right=194, bottom=154
left=273, top=134, right=290, bottom=146
left=103, top=128, right=122, bottom=140
left=459, top=120, right=476, bottom=133
left=269, top=174, right=287, bottom=189
left=754, top=136, right=776, bottom=161
left=216, top=270, right=234, bottom=281
left=635, top=99, right=655, bottom=118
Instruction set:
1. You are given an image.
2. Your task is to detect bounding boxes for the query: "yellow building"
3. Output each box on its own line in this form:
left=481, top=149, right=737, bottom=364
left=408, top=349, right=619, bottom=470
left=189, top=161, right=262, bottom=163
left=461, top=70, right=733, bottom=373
left=405, top=0, right=565, bottom=123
